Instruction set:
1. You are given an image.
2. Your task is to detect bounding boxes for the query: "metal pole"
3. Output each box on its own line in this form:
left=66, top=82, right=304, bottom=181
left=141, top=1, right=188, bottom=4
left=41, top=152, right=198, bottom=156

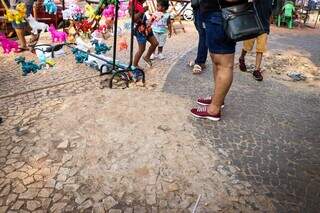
left=128, top=0, right=136, bottom=68
left=62, top=0, right=65, bottom=30
left=112, top=0, right=119, bottom=71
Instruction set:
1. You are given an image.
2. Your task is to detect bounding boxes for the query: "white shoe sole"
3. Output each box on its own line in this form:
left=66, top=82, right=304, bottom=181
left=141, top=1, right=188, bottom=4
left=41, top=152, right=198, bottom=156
left=191, top=112, right=221, bottom=121
left=197, top=101, right=225, bottom=108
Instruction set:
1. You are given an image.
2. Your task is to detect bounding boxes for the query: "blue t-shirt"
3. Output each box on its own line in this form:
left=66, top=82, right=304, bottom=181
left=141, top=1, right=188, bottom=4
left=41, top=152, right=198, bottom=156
left=152, top=12, right=170, bottom=34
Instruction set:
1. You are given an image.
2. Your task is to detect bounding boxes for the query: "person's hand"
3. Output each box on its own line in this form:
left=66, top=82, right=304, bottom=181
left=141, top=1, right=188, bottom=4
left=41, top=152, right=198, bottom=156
left=143, top=6, right=149, bottom=11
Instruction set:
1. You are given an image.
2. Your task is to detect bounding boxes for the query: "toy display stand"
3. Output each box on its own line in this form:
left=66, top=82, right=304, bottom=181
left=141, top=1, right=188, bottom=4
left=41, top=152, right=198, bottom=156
left=33, top=0, right=145, bottom=89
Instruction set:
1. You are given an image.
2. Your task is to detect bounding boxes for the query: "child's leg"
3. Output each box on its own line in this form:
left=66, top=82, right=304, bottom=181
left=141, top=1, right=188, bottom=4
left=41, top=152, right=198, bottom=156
left=145, top=35, right=159, bottom=60
left=255, top=33, right=268, bottom=70
left=134, top=43, right=146, bottom=67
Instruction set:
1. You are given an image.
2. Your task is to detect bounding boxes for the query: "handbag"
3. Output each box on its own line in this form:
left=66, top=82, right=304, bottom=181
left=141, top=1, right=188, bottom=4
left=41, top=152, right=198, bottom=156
left=218, top=1, right=264, bottom=42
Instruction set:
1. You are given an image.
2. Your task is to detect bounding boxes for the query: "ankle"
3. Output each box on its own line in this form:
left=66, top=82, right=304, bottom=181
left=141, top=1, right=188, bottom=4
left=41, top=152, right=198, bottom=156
left=207, top=104, right=221, bottom=115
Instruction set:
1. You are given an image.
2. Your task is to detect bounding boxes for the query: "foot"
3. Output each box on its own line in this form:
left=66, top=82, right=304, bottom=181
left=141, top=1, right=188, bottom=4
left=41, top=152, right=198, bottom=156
left=192, top=64, right=203, bottom=74
left=191, top=106, right=221, bottom=121
left=158, top=53, right=165, bottom=60
left=197, top=96, right=225, bottom=108
left=150, top=53, right=158, bottom=60
left=239, top=58, right=247, bottom=72
left=143, top=56, right=152, bottom=68
left=253, top=69, right=263, bottom=81
left=16, top=46, right=29, bottom=53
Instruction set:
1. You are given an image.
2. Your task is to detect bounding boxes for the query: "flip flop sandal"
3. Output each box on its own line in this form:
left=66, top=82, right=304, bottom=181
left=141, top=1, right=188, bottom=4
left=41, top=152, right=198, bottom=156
left=192, top=64, right=203, bottom=74
left=16, top=47, right=29, bottom=53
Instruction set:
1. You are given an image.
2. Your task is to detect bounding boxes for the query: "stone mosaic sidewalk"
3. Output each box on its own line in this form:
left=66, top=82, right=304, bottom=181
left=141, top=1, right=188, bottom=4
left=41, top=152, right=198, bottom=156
left=0, top=24, right=319, bottom=212
left=163, top=29, right=320, bottom=212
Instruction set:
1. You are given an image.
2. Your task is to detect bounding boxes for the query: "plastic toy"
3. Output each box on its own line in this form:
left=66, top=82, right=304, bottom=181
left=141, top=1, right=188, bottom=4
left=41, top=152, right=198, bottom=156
left=63, top=3, right=84, bottom=20
left=15, top=2, right=27, bottom=21
left=15, top=56, right=41, bottom=76
left=119, top=38, right=128, bottom=51
left=102, top=4, right=115, bottom=18
left=62, top=9, right=73, bottom=20
left=67, top=21, right=77, bottom=43
left=0, top=33, right=19, bottom=54
left=91, top=39, right=111, bottom=55
left=71, top=48, right=88, bottom=63
left=38, top=52, right=55, bottom=68
left=85, top=4, right=99, bottom=21
left=3, top=2, right=26, bottom=24
left=75, top=37, right=92, bottom=51
left=118, top=1, right=128, bottom=17
left=27, top=15, right=49, bottom=34
left=48, top=24, right=67, bottom=43
left=44, top=0, right=57, bottom=15
left=75, top=20, right=92, bottom=38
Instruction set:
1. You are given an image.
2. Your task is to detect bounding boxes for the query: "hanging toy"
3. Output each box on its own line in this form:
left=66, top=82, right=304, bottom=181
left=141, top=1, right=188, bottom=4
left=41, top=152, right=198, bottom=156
left=118, top=1, right=128, bottom=17
left=0, top=33, right=19, bottom=54
left=119, top=38, right=128, bottom=51
left=2, top=0, right=26, bottom=24
left=43, top=0, right=57, bottom=15
left=85, top=4, right=100, bottom=22
left=102, top=4, right=115, bottom=18
left=48, top=24, right=67, bottom=43
left=26, top=15, right=49, bottom=34
left=91, top=39, right=111, bottom=55
left=15, top=2, right=27, bottom=23
left=71, top=48, right=88, bottom=63
left=15, top=56, right=41, bottom=76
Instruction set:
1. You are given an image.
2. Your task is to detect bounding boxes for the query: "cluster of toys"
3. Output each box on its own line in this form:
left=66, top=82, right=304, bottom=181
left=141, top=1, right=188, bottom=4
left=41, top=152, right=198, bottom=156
left=0, top=0, right=139, bottom=83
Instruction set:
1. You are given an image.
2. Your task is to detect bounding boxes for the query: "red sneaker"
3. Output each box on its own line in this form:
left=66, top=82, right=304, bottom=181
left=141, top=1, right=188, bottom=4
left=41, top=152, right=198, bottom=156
left=197, top=96, right=225, bottom=108
left=191, top=107, right=221, bottom=121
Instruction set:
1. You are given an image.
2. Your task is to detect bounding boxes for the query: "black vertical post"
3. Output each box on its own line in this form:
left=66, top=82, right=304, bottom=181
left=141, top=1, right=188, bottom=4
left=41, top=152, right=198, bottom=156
left=62, top=0, right=65, bottom=30
left=128, top=0, right=135, bottom=68
left=112, top=0, right=119, bottom=71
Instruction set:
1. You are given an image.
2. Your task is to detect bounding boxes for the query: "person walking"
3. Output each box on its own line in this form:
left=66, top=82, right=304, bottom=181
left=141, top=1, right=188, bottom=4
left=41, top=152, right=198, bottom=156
left=190, top=0, right=208, bottom=74
left=238, top=0, right=273, bottom=81
left=191, top=0, right=247, bottom=121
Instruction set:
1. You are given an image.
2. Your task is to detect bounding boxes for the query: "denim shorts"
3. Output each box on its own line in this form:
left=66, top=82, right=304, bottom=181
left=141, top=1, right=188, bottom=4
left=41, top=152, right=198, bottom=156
left=134, top=30, right=154, bottom=45
left=203, top=11, right=236, bottom=54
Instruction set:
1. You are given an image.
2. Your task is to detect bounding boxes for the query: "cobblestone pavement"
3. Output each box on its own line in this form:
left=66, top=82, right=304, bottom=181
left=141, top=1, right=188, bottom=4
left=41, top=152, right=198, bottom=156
left=0, top=23, right=319, bottom=212
left=162, top=36, right=320, bottom=212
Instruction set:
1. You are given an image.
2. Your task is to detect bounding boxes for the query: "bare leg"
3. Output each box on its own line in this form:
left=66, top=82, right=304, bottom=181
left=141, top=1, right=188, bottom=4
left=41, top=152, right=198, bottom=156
left=144, top=35, right=158, bottom=59
left=133, top=43, right=146, bottom=67
left=208, top=53, right=235, bottom=115
left=255, top=52, right=263, bottom=70
left=15, top=28, right=27, bottom=48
